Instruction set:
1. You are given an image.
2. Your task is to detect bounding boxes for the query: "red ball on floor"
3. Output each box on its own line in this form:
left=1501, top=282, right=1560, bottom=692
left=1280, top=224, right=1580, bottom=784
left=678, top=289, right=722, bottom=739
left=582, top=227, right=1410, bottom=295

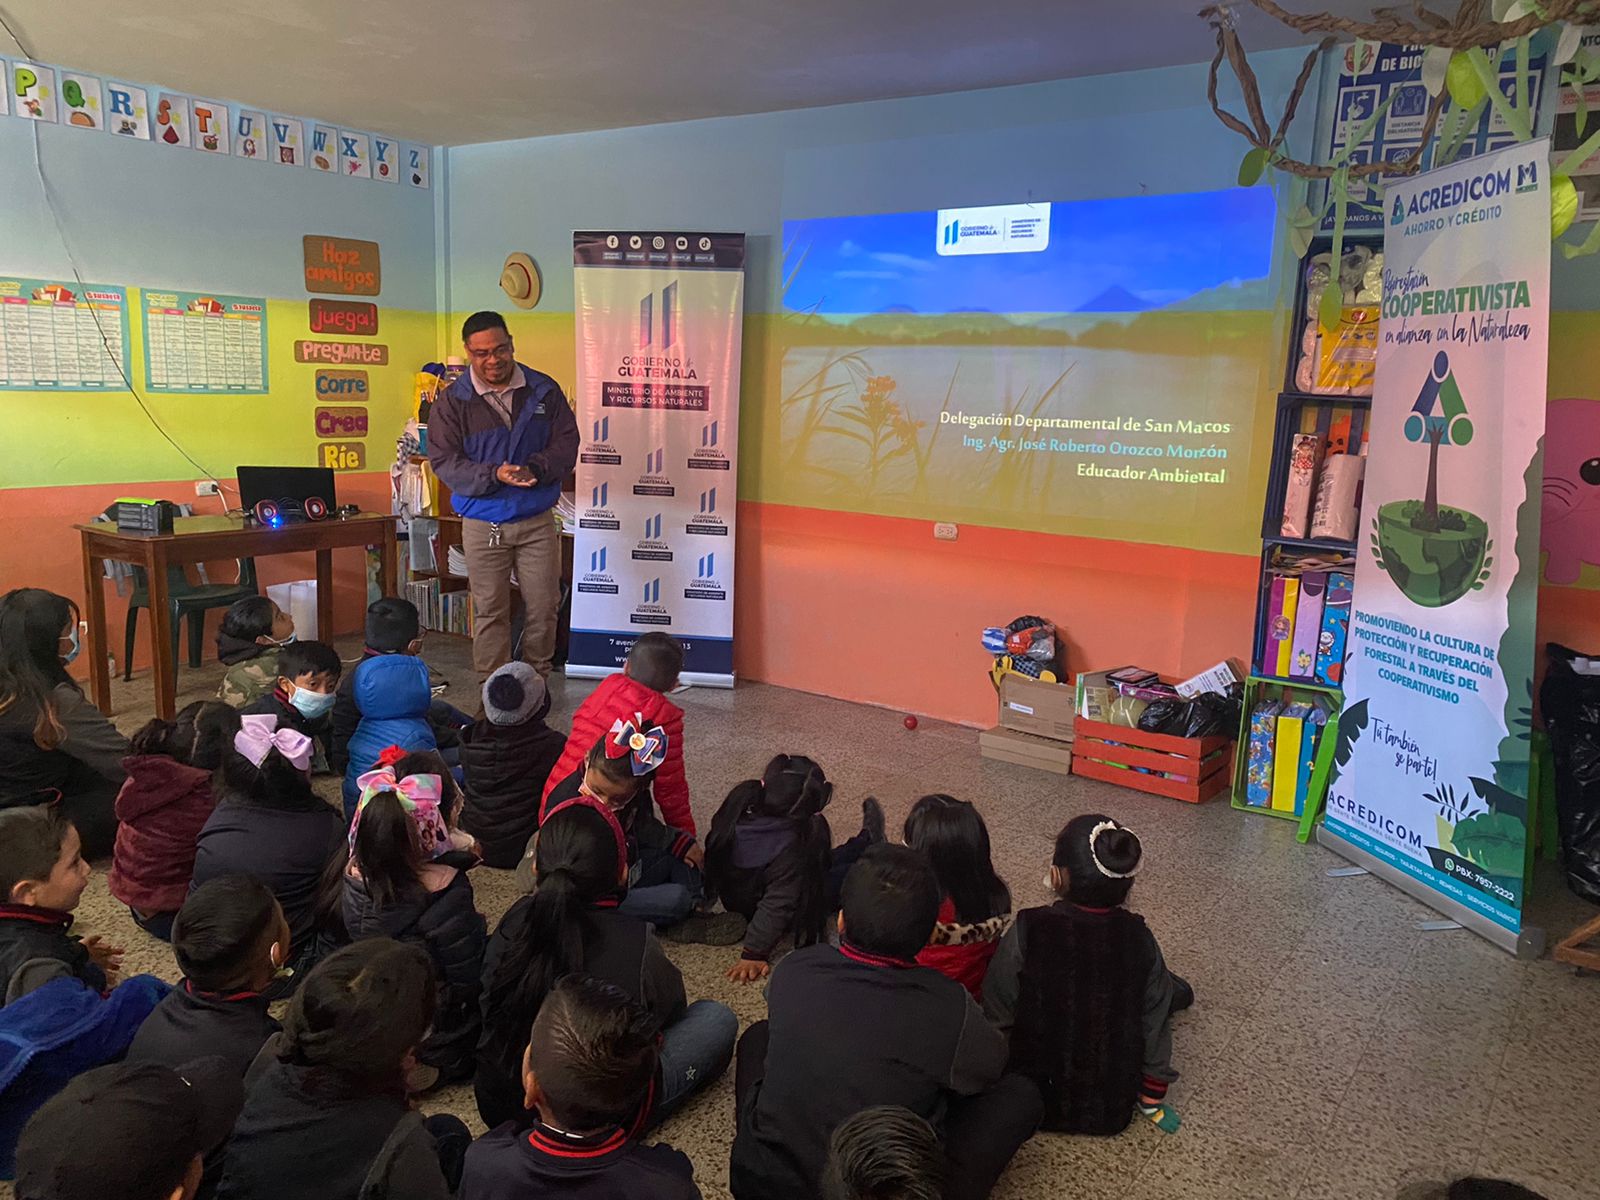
left=903, top=715, right=918, bottom=730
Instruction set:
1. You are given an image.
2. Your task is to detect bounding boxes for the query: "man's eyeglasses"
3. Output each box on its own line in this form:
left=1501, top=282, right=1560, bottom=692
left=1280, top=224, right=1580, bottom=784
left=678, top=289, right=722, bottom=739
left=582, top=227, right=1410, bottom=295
left=467, top=343, right=513, bottom=361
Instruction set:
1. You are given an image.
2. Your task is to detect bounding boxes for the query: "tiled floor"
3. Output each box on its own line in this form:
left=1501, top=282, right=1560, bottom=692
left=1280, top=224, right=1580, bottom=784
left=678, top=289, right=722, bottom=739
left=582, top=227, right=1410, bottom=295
left=72, top=636, right=1600, bottom=1200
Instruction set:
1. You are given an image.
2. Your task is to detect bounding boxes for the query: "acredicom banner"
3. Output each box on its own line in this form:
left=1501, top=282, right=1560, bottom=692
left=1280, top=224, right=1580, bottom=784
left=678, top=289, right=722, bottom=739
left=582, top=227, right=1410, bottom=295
left=1322, top=141, right=1550, bottom=954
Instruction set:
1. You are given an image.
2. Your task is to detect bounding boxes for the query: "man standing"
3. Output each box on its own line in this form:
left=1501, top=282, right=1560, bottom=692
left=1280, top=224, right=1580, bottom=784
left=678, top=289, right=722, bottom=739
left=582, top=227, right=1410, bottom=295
left=429, top=311, right=579, bottom=679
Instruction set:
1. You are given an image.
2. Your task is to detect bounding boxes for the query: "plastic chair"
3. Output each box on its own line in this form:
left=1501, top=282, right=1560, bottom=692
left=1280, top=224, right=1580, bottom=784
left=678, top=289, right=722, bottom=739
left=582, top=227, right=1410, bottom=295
left=123, top=558, right=261, bottom=681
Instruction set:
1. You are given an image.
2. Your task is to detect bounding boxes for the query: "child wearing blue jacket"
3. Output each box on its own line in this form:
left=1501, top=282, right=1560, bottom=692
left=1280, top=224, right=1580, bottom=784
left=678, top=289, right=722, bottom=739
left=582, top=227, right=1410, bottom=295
left=342, top=655, right=438, bottom=819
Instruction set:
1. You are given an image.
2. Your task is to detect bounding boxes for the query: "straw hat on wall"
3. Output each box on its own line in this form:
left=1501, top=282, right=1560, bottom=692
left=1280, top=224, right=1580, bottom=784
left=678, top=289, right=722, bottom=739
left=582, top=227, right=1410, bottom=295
left=499, top=252, right=542, bottom=309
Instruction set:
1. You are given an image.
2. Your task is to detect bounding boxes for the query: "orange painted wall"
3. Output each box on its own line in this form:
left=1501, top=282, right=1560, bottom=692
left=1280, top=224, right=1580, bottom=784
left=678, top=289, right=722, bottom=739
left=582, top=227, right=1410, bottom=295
left=0, top=474, right=393, bottom=685
left=731, top=501, right=1261, bottom=727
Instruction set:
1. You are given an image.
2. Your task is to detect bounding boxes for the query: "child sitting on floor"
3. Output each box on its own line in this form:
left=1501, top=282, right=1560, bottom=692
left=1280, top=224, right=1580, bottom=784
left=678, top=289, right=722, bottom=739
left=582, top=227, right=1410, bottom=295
left=479, top=796, right=735, bottom=1131
left=330, top=598, right=469, bottom=781
left=0, top=804, right=122, bottom=1004
left=730, top=844, right=1041, bottom=1200
left=217, top=940, right=471, bottom=1200
left=344, top=750, right=486, bottom=1087
left=904, top=794, right=1012, bottom=1001
left=129, top=875, right=290, bottom=1079
left=822, top=1106, right=946, bottom=1200
left=530, top=721, right=736, bottom=940
left=109, top=700, right=241, bottom=942
left=191, top=716, right=347, bottom=993
left=541, top=633, right=695, bottom=843
left=216, top=596, right=295, bottom=709
left=458, top=662, right=565, bottom=869
left=340, top=650, right=442, bottom=821
left=703, top=754, right=884, bottom=982
left=240, top=640, right=342, bottom=768
left=461, top=975, right=703, bottom=1200
left=983, top=813, right=1193, bottom=1136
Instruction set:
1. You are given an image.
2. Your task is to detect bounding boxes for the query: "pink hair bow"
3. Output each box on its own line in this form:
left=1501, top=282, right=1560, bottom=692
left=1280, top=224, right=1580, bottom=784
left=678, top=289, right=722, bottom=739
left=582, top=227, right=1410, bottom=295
left=350, top=765, right=452, bottom=860
left=234, top=714, right=313, bottom=772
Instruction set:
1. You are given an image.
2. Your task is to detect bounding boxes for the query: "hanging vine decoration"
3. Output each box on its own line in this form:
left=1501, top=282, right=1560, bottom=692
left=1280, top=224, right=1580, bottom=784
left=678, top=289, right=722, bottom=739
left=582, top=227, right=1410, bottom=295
left=1200, top=0, right=1600, bottom=275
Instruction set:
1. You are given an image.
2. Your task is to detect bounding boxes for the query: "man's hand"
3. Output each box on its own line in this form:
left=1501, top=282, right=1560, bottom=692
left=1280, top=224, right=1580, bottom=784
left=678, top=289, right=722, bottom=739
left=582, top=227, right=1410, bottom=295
left=82, top=934, right=125, bottom=983
left=727, top=958, right=770, bottom=984
left=495, top=463, right=536, bottom=487
left=682, top=842, right=705, bottom=871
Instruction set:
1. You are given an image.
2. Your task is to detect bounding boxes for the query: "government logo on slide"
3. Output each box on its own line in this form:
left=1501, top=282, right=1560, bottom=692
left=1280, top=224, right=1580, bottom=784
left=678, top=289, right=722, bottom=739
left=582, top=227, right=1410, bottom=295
left=934, top=203, right=1050, bottom=257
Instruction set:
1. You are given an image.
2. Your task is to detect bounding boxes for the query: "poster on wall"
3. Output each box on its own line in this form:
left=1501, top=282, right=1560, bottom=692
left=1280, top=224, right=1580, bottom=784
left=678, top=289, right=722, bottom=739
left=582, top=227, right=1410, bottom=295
left=235, top=109, right=266, bottom=160
left=569, top=231, right=747, bottom=685
left=372, top=136, right=399, bottom=182
left=106, top=82, right=150, bottom=139
left=1324, top=42, right=1547, bottom=230
left=58, top=71, right=103, bottom=130
left=309, top=124, right=338, bottom=172
left=340, top=130, right=372, bottom=178
left=142, top=291, right=268, bottom=393
left=1321, top=140, right=1551, bottom=954
left=270, top=116, right=304, bottom=166
left=155, top=92, right=190, bottom=147
left=190, top=99, right=230, bottom=154
left=0, top=275, right=129, bottom=390
left=11, top=62, right=57, bottom=122
left=406, top=145, right=429, bottom=188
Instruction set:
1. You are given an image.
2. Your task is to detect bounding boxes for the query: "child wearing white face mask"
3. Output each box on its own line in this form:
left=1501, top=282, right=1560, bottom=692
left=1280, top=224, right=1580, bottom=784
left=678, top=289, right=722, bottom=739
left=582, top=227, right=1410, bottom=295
left=241, top=640, right=342, bottom=772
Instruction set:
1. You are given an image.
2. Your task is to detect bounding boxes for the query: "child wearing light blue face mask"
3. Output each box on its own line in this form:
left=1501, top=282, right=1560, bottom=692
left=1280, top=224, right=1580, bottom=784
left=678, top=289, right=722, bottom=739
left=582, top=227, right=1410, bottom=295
left=240, top=640, right=342, bottom=773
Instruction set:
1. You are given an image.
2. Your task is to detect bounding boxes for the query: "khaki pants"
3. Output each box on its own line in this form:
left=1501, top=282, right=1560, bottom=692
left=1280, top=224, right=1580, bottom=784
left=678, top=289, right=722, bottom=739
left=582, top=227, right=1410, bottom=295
left=461, top=511, right=560, bottom=678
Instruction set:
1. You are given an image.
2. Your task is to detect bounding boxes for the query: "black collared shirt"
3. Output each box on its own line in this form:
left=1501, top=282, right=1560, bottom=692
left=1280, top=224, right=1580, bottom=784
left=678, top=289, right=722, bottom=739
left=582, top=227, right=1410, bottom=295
left=129, top=978, right=279, bottom=1078
left=460, top=1120, right=701, bottom=1199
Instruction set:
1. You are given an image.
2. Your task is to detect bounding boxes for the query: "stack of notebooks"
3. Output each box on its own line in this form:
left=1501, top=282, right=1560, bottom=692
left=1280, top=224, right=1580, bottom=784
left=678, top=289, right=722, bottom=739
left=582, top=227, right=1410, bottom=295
left=1245, top=695, right=1336, bottom=816
left=1260, top=570, right=1352, bottom=686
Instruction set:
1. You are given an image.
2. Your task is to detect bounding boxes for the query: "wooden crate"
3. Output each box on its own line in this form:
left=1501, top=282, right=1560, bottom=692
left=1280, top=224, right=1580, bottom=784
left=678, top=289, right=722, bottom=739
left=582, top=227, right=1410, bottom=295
left=1070, top=718, right=1233, bottom=804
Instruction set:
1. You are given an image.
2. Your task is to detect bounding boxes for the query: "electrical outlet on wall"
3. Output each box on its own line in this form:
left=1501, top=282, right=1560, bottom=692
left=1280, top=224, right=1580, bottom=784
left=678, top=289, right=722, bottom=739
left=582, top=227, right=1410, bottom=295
left=934, top=522, right=958, bottom=541
left=195, top=480, right=220, bottom=496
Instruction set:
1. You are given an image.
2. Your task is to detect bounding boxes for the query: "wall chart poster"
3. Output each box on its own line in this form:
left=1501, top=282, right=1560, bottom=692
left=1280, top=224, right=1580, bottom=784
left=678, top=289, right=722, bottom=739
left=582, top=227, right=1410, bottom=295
left=0, top=276, right=129, bottom=390
left=569, top=231, right=746, bottom=685
left=1324, top=42, right=1547, bottom=230
left=1322, top=140, right=1550, bottom=954
left=142, top=291, right=268, bottom=393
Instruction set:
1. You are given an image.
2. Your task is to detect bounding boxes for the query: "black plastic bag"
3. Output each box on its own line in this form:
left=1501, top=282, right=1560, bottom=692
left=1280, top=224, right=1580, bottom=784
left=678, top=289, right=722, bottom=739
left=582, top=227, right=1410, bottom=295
left=1137, top=699, right=1187, bottom=735
left=1540, top=643, right=1600, bottom=906
left=1181, top=692, right=1235, bottom=738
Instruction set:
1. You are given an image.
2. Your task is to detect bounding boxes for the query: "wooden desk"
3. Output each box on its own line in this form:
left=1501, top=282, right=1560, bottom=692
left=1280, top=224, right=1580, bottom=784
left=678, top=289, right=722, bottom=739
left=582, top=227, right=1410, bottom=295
left=77, top=513, right=398, bottom=720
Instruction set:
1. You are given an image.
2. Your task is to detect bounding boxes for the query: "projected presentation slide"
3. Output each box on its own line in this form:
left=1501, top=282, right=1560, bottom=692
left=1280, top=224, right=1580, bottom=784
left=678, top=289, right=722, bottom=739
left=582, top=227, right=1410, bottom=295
left=777, top=188, right=1279, bottom=552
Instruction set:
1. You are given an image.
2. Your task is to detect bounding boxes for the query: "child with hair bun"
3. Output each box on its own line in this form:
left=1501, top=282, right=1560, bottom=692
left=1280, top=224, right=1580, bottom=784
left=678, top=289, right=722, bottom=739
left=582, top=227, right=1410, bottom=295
left=983, top=813, right=1193, bottom=1136
left=110, top=700, right=242, bottom=941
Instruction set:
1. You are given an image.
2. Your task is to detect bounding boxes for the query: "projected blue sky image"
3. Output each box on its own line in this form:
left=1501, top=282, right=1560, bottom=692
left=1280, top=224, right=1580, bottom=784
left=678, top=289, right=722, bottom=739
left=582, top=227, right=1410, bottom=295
left=783, top=188, right=1276, bottom=315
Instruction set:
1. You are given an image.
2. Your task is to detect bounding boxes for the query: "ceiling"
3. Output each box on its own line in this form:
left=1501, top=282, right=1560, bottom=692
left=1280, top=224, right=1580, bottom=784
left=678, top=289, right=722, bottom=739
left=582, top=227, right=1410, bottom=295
left=2, top=1, right=1377, bottom=146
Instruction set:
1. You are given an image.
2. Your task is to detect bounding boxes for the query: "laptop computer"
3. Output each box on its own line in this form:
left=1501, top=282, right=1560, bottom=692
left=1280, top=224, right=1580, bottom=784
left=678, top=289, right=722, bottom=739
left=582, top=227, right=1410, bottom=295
left=237, top=466, right=338, bottom=520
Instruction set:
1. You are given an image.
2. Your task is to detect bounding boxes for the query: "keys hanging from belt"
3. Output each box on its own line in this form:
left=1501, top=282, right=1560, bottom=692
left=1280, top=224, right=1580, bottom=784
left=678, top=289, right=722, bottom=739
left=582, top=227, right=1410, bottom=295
left=488, top=522, right=503, bottom=547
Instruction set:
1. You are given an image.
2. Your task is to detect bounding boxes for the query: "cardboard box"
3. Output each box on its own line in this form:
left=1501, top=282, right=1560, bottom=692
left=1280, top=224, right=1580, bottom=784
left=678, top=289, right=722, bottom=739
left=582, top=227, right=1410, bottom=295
left=980, top=726, right=1073, bottom=775
left=1175, top=658, right=1243, bottom=699
left=998, top=675, right=1076, bottom=743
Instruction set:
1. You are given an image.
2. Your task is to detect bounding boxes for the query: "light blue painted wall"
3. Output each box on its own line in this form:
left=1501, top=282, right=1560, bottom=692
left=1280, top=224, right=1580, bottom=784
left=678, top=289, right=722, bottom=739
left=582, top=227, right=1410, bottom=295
left=0, top=117, right=437, bottom=309
left=444, top=52, right=1320, bottom=316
